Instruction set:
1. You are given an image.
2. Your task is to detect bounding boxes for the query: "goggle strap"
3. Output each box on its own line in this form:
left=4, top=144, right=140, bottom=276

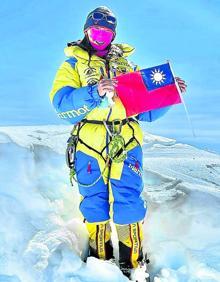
left=90, top=12, right=116, bottom=24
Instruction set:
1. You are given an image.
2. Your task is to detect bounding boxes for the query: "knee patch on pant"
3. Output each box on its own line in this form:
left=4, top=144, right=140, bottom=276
left=116, top=222, right=143, bottom=268
left=86, top=221, right=113, bottom=260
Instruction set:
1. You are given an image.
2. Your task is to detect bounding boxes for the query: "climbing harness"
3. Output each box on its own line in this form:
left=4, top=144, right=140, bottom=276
left=66, top=55, right=139, bottom=187
left=66, top=117, right=140, bottom=187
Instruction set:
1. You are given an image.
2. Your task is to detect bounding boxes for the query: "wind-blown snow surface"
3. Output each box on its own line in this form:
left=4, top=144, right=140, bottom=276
left=0, top=125, right=220, bottom=282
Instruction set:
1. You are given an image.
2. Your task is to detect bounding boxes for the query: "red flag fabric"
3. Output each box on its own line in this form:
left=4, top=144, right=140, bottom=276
left=115, top=63, right=182, bottom=117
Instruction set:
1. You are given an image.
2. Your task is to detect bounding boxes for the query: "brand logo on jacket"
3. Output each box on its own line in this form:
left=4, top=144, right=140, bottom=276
left=128, top=163, right=142, bottom=177
left=84, top=67, right=99, bottom=85
left=87, top=78, right=99, bottom=85
left=57, top=105, right=90, bottom=119
left=84, top=67, right=96, bottom=76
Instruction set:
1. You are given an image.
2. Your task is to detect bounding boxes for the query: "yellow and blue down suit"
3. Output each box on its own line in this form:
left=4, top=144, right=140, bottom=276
left=49, top=41, right=170, bottom=269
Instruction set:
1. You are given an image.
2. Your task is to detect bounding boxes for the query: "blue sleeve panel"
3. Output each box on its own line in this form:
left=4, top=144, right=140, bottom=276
left=52, top=84, right=102, bottom=124
left=137, top=105, right=171, bottom=122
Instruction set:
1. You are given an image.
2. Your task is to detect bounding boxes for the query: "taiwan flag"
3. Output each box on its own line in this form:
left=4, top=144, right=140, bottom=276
left=115, top=62, right=182, bottom=117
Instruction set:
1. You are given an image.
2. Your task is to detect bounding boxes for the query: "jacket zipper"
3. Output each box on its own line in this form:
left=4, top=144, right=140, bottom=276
left=104, top=60, right=112, bottom=157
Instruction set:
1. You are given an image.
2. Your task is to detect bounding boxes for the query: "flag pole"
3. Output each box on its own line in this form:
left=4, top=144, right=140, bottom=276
left=167, top=60, right=196, bottom=138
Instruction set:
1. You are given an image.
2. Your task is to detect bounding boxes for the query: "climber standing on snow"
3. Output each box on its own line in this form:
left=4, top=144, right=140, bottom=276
left=49, top=6, right=187, bottom=281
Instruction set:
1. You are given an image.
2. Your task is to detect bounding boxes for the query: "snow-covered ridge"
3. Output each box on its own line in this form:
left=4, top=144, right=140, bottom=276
left=0, top=125, right=220, bottom=282
left=0, top=125, right=72, bottom=154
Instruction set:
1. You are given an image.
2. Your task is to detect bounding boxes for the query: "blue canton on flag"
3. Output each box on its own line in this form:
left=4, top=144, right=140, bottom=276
left=141, top=63, right=175, bottom=91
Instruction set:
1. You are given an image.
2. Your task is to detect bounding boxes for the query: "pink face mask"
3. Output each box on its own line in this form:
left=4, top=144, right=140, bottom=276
left=87, top=26, right=114, bottom=51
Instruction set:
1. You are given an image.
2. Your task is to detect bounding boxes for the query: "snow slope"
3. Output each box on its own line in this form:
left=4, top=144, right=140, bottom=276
left=0, top=125, right=220, bottom=282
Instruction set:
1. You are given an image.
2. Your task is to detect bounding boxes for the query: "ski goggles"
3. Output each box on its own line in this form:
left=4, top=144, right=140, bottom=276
left=89, top=12, right=116, bottom=25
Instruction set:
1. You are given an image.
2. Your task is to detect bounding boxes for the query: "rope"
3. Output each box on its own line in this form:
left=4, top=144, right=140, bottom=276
left=67, top=120, right=139, bottom=188
left=70, top=157, right=110, bottom=188
left=69, top=134, right=127, bottom=187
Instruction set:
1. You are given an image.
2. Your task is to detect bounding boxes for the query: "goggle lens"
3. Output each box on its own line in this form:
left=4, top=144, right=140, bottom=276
left=106, top=15, right=116, bottom=24
left=93, top=12, right=104, bottom=20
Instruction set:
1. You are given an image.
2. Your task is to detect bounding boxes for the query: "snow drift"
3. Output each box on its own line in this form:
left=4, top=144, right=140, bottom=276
left=0, top=125, right=220, bottom=282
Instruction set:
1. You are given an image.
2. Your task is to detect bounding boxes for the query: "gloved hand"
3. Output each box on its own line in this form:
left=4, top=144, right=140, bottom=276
left=175, top=77, right=187, bottom=93
left=97, top=78, right=117, bottom=97
left=97, top=78, right=118, bottom=108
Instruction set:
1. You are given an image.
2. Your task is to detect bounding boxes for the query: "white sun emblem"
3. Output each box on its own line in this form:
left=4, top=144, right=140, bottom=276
left=150, top=69, right=166, bottom=85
